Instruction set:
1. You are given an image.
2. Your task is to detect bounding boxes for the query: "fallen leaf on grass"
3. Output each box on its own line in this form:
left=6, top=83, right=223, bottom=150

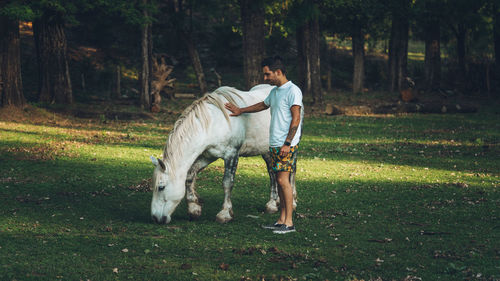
left=368, top=238, right=393, bottom=243
left=268, top=247, right=280, bottom=253
left=403, top=276, right=422, bottom=281
left=112, top=268, right=118, bottom=274
left=454, top=182, right=469, bottom=188
left=296, top=213, right=307, bottom=219
left=180, top=263, right=192, bottom=270
left=420, top=231, right=451, bottom=235
left=121, top=248, right=129, bottom=253
left=167, top=226, right=181, bottom=231
left=219, top=263, right=229, bottom=271
left=245, top=214, right=259, bottom=219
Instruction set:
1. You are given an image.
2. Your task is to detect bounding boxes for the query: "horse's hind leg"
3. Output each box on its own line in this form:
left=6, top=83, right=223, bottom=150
left=216, top=154, right=239, bottom=223
left=186, top=157, right=216, bottom=220
left=262, top=153, right=298, bottom=213
left=262, top=153, right=279, bottom=213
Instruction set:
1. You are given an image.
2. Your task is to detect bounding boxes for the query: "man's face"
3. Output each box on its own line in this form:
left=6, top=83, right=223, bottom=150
left=263, top=66, right=279, bottom=86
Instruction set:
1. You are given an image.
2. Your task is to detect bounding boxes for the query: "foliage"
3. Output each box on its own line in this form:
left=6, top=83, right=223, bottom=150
left=3, top=0, right=498, bottom=104
left=0, top=100, right=499, bottom=280
left=321, top=0, right=387, bottom=37
left=0, top=1, right=34, bottom=21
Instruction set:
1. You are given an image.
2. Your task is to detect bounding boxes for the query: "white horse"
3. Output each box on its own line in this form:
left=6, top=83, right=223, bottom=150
left=150, top=84, right=297, bottom=224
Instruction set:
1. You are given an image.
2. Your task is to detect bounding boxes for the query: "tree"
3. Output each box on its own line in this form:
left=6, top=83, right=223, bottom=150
left=33, top=3, right=73, bottom=104
left=388, top=0, right=410, bottom=93
left=140, top=0, right=153, bottom=110
left=0, top=7, right=25, bottom=107
left=415, top=0, right=443, bottom=91
left=166, top=0, right=207, bottom=96
left=494, top=1, right=500, bottom=94
left=442, top=0, right=487, bottom=93
left=292, top=0, right=322, bottom=104
left=351, top=20, right=365, bottom=94
left=322, top=0, right=386, bottom=94
left=240, top=0, right=265, bottom=89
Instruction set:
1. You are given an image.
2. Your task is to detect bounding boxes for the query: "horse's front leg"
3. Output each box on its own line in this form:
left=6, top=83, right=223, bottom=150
left=186, top=157, right=215, bottom=220
left=216, top=155, right=239, bottom=223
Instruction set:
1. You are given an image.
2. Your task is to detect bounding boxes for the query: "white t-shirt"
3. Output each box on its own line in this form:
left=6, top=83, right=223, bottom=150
left=263, top=81, right=303, bottom=147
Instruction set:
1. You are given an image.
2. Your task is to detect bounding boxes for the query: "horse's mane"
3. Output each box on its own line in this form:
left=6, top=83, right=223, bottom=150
left=162, top=86, right=244, bottom=176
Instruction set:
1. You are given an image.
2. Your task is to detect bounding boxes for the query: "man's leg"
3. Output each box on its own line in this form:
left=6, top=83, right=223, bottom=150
left=277, top=180, right=285, bottom=224
left=277, top=171, right=293, bottom=226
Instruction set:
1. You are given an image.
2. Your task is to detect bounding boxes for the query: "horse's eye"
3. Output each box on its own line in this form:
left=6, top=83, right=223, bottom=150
left=158, top=186, right=165, bottom=191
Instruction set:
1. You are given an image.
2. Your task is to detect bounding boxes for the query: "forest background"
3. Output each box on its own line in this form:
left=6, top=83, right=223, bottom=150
left=1, top=0, right=499, bottom=110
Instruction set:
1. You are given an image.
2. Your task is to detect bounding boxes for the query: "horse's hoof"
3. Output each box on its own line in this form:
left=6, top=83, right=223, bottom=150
left=265, top=200, right=279, bottom=214
left=216, top=210, right=233, bottom=223
left=188, top=202, right=202, bottom=219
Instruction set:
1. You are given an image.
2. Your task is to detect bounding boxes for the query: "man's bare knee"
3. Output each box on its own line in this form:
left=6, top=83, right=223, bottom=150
left=276, top=172, right=290, bottom=187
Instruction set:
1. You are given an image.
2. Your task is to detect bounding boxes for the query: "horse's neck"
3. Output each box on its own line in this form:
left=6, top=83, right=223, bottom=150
left=165, top=131, right=208, bottom=183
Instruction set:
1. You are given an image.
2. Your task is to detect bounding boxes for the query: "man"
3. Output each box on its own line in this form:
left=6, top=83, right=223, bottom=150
left=224, top=56, right=303, bottom=234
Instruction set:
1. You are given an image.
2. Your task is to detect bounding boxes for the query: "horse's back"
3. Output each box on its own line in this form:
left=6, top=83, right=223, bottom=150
left=202, top=84, right=273, bottom=158
left=239, top=85, right=274, bottom=156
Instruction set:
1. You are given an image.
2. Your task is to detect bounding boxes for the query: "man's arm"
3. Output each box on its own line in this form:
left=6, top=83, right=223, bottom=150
left=224, top=101, right=269, bottom=116
left=279, top=105, right=301, bottom=156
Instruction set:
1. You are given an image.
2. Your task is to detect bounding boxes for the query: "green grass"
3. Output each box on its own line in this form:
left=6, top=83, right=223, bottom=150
left=0, top=102, right=499, bottom=280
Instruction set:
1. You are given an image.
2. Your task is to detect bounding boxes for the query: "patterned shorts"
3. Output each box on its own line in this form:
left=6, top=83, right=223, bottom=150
left=269, top=145, right=299, bottom=172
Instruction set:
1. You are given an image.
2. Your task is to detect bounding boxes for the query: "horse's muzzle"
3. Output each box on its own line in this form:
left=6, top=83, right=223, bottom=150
left=152, top=214, right=170, bottom=224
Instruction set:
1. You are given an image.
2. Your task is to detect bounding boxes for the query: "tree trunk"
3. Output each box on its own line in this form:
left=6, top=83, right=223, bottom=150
left=424, top=18, right=441, bottom=91
left=397, top=17, right=409, bottom=92
left=309, top=17, right=322, bottom=104
left=241, top=0, right=265, bottom=89
left=140, top=0, right=153, bottom=110
left=296, top=15, right=322, bottom=104
left=388, top=19, right=398, bottom=92
left=388, top=0, right=410, bottom=93
left=456, top=23, right=467, bottom=92
left=114, top=65, right=121, bottom=99
left=167, top=0, right=206, bottom=96
left=0, top=16, right=25, bottom=107
left=33, top=10, right=73, bottom=104
left=494, top=3, right=499, bottom=95
left=326, top=47, right=333, bottom=91
left=296, top=24, right=307, bottom=93
left=388, top=20, right=398, bottom=92
left=182, top=32, right=207, bottom=96
left=352, top=23, right=365, bottom=94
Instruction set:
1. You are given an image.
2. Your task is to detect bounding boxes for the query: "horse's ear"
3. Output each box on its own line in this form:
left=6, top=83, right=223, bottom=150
left=150, top=155, right=159, bottom=166
left=157, top=158, right=166, bottom=171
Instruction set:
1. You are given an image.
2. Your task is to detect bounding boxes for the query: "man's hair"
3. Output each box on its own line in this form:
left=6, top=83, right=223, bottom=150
left=261, top=56, right=286, bottom=75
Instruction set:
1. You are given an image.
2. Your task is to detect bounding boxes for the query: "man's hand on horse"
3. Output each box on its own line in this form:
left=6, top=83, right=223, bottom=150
left=225, top=102, right=242, bottom=116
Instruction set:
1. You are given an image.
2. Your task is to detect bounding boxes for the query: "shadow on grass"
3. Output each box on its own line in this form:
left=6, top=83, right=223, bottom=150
left=1, top=150, right=499, bottom=280
left=1, top=150, right=498, bottom=227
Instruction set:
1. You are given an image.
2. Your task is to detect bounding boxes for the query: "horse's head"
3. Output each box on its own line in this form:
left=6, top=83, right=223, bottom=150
left=150, top=156, right=183, bottom=224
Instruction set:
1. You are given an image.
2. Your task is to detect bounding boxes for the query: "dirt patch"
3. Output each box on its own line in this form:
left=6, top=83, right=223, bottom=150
left=128, top=178, right=152, bottom=192
left=320, top=102, right=478, bottom=116
left=0, top=105, right=71, bottom=125
left=2, top=141, right=79, bottom=161
left=71, top=109, right=156, bottom=120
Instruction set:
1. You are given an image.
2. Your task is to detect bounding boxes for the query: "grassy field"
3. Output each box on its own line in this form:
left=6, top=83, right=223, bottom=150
left=0, top=100, right=499, bottom=281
